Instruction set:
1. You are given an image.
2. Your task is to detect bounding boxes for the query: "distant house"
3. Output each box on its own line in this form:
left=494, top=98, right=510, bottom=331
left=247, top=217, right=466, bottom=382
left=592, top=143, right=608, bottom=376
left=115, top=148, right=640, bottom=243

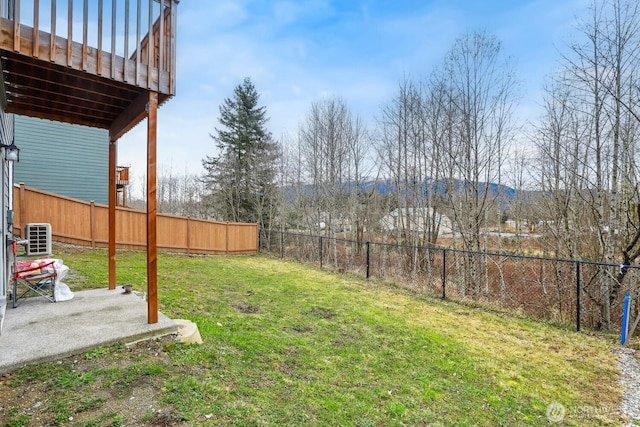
left=380, top=207, right=453, bottom=235
left=13, top=116, right=109, bottom=204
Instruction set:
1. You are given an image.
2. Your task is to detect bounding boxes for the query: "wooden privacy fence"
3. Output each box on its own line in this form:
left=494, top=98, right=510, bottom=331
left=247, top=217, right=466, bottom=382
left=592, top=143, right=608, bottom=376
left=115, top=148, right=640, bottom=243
left=12, top=184, right=259, bottom=255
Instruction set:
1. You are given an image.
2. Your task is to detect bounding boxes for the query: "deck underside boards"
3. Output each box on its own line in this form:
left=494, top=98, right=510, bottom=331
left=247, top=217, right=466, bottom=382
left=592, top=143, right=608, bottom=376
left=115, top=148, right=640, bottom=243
left=0, top=17, right=171, bottom=131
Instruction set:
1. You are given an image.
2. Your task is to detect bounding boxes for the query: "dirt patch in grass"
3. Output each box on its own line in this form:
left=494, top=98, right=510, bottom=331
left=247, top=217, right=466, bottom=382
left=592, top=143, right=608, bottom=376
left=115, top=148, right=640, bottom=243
left=232, top=302, right=260, bottom=314
left=306, top=306, right=336, bottom=319
left=0, top=336, right=192, bottom=427
left=289, top=325, right=313, bottom=333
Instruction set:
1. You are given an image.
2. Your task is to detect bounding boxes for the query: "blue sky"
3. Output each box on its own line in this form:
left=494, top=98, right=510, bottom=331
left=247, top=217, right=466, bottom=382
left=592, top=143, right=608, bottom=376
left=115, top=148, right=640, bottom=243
left=118, top=0, right=589, bottom=192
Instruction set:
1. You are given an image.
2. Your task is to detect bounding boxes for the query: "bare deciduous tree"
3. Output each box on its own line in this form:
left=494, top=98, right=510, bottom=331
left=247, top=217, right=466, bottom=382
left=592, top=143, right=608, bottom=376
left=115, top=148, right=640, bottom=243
left=435, top=31, right=519, bottom=297
left=534, top=0, right=640, bottom=330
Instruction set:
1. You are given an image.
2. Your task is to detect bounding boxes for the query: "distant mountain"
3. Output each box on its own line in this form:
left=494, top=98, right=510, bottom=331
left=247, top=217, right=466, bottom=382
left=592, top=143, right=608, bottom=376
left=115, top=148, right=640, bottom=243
left=285, top=178, right=516, bottom=204
left=358, top=178, right=516, bottom=203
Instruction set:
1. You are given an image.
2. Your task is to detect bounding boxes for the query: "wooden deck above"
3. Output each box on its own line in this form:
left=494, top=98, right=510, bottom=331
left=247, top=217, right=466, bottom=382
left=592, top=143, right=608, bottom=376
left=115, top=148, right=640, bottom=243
left=0, top=0, right=178, bottom=140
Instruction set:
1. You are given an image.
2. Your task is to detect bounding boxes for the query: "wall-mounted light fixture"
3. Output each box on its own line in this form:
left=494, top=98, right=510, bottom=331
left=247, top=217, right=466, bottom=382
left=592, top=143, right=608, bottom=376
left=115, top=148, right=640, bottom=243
left=0, top=141, right=19, bottom=163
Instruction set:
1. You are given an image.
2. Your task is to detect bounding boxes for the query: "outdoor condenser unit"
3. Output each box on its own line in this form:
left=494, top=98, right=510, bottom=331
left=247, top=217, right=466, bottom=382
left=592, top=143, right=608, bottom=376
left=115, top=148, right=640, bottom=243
left=25, top=223, right=52, bottom=256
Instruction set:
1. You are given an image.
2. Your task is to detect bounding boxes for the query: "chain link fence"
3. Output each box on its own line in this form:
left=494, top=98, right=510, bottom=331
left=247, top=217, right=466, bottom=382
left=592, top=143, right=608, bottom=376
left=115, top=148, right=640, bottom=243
left=260, top=230, right=640, bottom=333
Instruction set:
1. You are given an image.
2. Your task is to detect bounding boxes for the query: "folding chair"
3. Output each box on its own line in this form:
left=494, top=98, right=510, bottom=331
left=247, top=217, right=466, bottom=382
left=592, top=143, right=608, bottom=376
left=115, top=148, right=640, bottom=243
left=11, top=239, right=57, bottom=308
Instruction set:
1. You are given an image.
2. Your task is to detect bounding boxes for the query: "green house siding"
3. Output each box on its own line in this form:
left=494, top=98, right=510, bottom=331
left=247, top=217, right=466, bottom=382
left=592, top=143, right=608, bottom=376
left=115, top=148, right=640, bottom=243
left=14, top=116, right=108, bottom=204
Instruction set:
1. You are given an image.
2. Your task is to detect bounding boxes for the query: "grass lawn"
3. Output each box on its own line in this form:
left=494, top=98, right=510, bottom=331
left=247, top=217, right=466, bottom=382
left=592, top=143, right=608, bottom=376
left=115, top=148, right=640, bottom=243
left=0, top=245, right=625, bottom=426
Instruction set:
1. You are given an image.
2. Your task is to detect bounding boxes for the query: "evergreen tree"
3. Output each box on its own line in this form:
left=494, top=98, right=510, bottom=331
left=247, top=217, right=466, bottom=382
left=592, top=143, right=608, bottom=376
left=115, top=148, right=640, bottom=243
left=202, top=77, right=280, bottom=233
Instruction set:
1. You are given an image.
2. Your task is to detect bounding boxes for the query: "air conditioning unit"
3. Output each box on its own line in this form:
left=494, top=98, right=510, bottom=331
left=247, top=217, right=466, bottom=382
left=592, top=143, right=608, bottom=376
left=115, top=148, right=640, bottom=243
left=25, top=223, right=52, bottom=256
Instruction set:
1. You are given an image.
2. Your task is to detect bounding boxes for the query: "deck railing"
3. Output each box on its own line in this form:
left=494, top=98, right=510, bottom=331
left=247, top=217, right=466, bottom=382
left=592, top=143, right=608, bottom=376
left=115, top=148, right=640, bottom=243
left=0, top=0, right=177, bottom=95
left=116, top=165, right=129, bottom=186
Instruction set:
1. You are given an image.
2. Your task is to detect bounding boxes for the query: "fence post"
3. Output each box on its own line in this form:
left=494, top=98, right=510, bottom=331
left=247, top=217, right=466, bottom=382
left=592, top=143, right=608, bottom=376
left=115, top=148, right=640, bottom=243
left=90, top=201, right=95, bottom=247
left=442, top=249, right=447, bottom=300
left=622, top=293, right=631, bottom=345
left=319, top=236, right=323, bottom=269
left=225, top=222, right=229, bottom=254
left=186, top=216, right=191, bottom=254
left=576, top=261, right=581, bottom=332
left=258, top=228, right=261, bottom=253
left=366, top=241, right=370, bottom=279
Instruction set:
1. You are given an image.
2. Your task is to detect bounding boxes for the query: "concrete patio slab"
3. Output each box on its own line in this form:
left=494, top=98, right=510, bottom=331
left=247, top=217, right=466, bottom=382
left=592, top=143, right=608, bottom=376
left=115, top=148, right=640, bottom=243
left=0, top=288, right=178, bottom=373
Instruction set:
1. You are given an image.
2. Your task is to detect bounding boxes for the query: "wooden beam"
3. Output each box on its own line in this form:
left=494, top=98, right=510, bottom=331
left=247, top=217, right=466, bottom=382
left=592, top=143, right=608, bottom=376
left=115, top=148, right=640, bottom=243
left=5, top=103, right=111, bottom=129
left=3, top=52, right=141, bottom=99
left=5, top=77, right=130, bottom=112
left=108, top=90, right=148, bottom=141
left=147, top=91, right=158, bottom=324
left=5, top=90, right=119, bottom=122
left=108, top=139, right=117, bottom=290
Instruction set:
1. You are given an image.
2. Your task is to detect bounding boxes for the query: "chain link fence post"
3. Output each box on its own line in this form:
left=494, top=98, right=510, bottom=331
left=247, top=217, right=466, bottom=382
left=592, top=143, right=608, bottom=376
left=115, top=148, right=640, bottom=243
left=366, top=241, right=370, bottom=279
left=442, top=248, right=447, bottom=300
left=280, top=231, right=285, bottom=259
left=576, top=260, right=581, bottom=332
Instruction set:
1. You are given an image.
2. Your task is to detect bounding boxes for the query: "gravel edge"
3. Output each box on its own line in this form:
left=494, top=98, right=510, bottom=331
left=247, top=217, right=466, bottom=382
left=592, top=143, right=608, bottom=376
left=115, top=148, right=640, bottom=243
left=614, top=347, right=640, bottom=425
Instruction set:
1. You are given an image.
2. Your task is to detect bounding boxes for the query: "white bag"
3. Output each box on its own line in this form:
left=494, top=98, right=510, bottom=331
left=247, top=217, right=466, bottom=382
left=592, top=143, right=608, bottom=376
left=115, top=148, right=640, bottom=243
left=54, top=282, right=74, bottom=302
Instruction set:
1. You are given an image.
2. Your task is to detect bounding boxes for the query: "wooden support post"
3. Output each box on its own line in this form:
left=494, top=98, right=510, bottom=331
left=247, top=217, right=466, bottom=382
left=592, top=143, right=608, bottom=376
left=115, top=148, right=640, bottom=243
left=147, top=91, right=158, bottom=324
left=108, top=140, right=117, bottom=290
